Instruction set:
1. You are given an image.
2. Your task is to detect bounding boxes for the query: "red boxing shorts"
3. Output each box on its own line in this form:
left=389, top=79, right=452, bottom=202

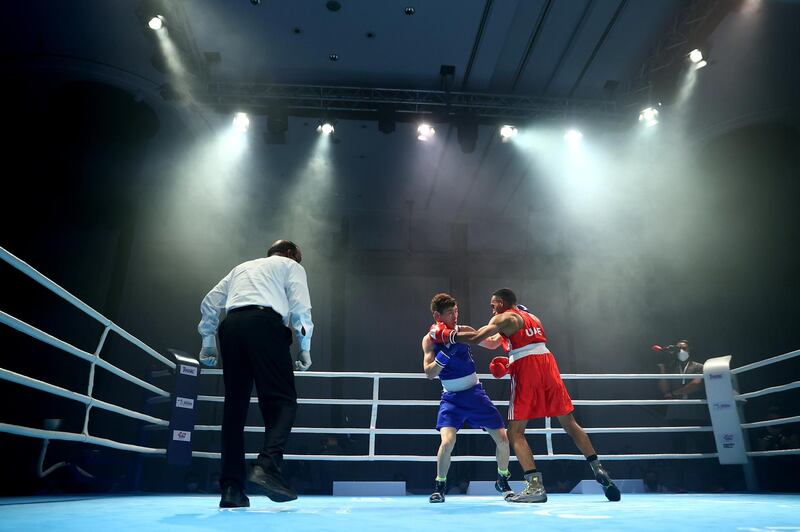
left=508, top=352, right=573, bottom=420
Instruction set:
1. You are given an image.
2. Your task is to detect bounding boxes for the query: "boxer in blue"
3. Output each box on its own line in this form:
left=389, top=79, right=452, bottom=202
left=422, top=293, right=513, bottom=503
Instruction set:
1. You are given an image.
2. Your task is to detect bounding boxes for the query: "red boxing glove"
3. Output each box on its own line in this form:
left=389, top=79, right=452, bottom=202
left=489, top=356, right=510, bottom=378
left=651, top=345, right=663, bottom=352
left=429, top=322, right=457, bottom=345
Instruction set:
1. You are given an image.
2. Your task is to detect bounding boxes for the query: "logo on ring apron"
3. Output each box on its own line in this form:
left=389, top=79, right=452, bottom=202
left=173, top=430, right=191, bottom=442
left=176, top=397, right=195, bottom=409
left=180, top=364, right=198, bottom=376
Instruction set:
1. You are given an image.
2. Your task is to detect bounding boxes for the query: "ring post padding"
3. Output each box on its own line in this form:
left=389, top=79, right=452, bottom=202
left=167, top=350, right=199, bottom=466
left=704, top=355, right=748, bottom=464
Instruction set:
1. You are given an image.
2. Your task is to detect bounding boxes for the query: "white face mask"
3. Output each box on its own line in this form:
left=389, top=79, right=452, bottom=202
left=677, top=349, right=690, bottom=362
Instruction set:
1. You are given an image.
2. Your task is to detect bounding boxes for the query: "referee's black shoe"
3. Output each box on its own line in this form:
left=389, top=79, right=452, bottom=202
left=219, top=483, right=250, bottom=508
left=247, top=463, right=298, bottom=502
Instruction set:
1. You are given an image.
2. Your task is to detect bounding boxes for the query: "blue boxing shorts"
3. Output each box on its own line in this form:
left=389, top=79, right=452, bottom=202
left=436, top=383, right=505, bottom=431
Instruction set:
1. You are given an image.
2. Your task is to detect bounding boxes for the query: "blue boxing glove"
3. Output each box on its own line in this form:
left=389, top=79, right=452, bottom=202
left=434, top=350, right=451, bottom=368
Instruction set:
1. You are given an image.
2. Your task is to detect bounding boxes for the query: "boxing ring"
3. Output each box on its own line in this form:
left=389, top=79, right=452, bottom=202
left=2, top=245, right=800, bottom=531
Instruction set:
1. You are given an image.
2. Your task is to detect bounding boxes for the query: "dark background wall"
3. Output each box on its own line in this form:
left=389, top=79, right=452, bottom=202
left=2, top=2, right=800, bottom=496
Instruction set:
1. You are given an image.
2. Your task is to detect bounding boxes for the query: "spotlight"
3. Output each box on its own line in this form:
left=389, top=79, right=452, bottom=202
left=638, top=106, right=659, bottom=127
left=317, top=122, right=335, bottom=135
left=148, top=15, right=165, bottom=30
left=695, top=60, right=708, bottom=70
left=688, top=49, right=703, bottom=63
left=564, top=129, right=583, bottom=143
left=232, top=112, right=250, bottom=133
left=499, top=125, right=518, bottom=141
left=417, top=123, right=435, bottom=141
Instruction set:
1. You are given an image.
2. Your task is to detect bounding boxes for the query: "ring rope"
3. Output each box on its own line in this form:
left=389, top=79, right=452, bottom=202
left=201, top=369, right=704, bottom=380
left=731, top=348, right=800, bottom=375
left=0, top=246, right=175, bottom=370
left=192, top=425, right=714, bottom=435
left=0, top=311, right=169, bottom=398
left=0, top=368, right=169, bottom=426
left=190, top=451, right=721, bottom=461
left=2, top=245, right=798, bottom=465
left=740, top=414, right=800, bottom=430
left=0, top=422, right=166, bottom=455
left=747, top=448, right=800, bottom=457
left=735, top=380, right=800, bottom=401
left=197, top=395, right=707, bottom=406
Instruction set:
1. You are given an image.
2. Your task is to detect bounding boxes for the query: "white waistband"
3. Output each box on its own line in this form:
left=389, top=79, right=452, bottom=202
left=441, top=372, right=479, bottom=392
left=508, top=342, right=549, bottom=363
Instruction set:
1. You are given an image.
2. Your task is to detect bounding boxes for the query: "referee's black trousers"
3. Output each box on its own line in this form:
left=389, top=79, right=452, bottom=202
left=218, top=307, right=297, bottom=488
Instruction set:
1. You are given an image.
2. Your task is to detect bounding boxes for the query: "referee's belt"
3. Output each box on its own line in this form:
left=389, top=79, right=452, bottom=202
left=228, top=305, right=280, bottom=319
left=508, top=342, right=549, bottom=363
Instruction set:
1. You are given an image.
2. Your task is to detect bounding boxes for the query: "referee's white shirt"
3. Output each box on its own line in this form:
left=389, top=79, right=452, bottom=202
left=198, top=256, right=313, bottom=351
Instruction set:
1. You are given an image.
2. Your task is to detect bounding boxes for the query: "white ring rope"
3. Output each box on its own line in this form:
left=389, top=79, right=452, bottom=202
left=197, top=395, right=707, bottom=406
left=731, top=348, right=800, bottom=375
left=0, top=311, right=169, bottom=398
left=201, top=369, right=704, bottom=380
left=735, top=380, right=800, bottom=401
left=191, top=363, right=800, bottom=461
left=0, top=422, right=165, bottom=455
left=193, top=425, right=714, bottom=435
left=2, top=245, right=798, bottom=463
left=1, top=245, right=178, bottom=456
left=1, top=247, right=109, bottom=327
left=747, top=448, right=800, bottom=457
left=4, top=365, right=797, bottom=460
left=368, top=376, right=380, bottom=456
left=0, top=246, right=175, bottom=371
left=0, top=368, right=169, bottom=426
left=110, top=324, right=175, bottom=370
left=741, top=415, right=800, bottom=430
left=190, top=452, right=721, bottom=462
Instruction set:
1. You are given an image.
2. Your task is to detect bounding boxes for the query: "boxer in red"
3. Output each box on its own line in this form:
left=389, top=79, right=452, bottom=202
left=429, top=288, right=621, bottom=503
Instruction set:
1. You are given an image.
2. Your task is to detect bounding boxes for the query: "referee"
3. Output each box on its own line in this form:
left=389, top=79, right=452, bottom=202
left=198, top=240, right=313, bottom=507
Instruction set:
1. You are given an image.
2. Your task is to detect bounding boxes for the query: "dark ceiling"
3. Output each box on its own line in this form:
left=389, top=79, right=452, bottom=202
left=2, top=0, right=797, bottom=223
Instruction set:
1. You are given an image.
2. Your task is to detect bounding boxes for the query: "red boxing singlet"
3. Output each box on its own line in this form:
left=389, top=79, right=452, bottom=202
left=500, top=308, right=573, bottom=420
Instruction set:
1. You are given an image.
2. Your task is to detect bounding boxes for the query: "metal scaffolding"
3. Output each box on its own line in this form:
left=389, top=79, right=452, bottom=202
left=196, top=82, right=623, bottom=125
left=622, top=0, right=732, bottom=109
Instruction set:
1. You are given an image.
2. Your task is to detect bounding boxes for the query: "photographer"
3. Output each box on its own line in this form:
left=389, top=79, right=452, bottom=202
left=656, top=340, right=704, bottom=400
left=653, top=340, right=708, bottom=491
